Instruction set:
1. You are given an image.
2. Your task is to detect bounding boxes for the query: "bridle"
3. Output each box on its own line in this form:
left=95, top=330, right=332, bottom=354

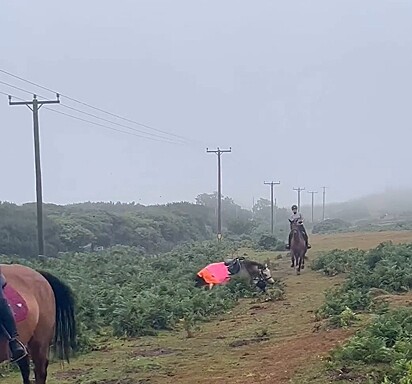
left=257, top=267, right=272, bottom=282
left=252, top=266, right=273, bottom=292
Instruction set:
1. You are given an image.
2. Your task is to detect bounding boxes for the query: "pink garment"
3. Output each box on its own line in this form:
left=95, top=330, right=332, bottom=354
left=203, top=262, right=230, bottom=285
left=4, top=284, right=28, bottom=323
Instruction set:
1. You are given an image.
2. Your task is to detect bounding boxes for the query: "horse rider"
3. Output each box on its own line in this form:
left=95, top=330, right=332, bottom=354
left=0, top=272, right=28, bottom=362
left=286, top=205, right=311, bottom=250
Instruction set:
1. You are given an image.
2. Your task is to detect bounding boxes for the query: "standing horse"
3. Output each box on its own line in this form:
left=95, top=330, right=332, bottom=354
left=0, top=264, right=76, bottom=384
left=289, top=219, right=307, bottom=275
left=195, top=258, right=275, bottom=290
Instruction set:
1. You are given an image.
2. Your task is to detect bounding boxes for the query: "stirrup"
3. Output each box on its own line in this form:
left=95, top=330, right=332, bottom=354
left=9, top=339, right=28, bottom=363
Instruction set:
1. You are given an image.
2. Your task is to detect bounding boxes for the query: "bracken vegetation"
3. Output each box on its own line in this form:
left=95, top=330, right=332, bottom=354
left=0, top=241, right=283, bottom=353
left=313, top=242, right=412, bottom=382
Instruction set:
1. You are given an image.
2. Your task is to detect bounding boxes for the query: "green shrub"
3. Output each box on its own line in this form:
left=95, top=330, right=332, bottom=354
left=1, top=241, right=279, bottom=349
left=330, top=308, right=412, bottom=383
left=315, top=243, right=412, bottom=325
left=312, top=218, right=351, bottom=234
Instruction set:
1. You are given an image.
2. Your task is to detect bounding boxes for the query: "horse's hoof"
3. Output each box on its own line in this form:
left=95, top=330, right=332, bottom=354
left=301, top=265, right=305, bottom=269
left=296, top=271, right=300, bottom=275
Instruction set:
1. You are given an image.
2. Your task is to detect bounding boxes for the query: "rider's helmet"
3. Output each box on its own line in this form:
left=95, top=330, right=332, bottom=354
left=291, top=205, right=298, bottom=211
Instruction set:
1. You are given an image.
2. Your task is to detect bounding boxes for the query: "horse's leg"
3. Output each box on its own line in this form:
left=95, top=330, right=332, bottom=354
left=290, top=252, right=294, bottom=268
left=301, top=252, right=305, bottom=269
left=17, top=355, right=31, bottom=384
left=296, top=253, right=301, bottom=275
left=29, top=340, right=49, bottom=384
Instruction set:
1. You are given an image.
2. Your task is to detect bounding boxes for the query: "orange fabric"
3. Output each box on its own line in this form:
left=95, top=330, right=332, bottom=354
left=197, top=262, right=230, bottom=285
left=197, top=266, right=221, bottom=285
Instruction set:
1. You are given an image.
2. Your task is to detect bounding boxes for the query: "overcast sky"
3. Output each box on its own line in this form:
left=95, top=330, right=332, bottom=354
left=1, top=0, right=411, bottom=209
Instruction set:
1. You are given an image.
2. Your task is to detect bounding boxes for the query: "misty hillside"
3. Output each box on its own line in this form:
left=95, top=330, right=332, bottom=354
left=299, top=189, right=412, bottom=223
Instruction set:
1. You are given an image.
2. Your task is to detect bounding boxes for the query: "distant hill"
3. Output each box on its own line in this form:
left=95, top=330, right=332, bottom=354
left=299, top=189, right=412, bottom=224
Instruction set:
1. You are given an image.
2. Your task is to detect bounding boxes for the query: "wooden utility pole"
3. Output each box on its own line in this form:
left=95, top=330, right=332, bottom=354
left=9, top=94, right=60, bottom=256
left=307, top=191, right=318, bottom=223
left=206, top=147, right=231, bottom=241
left=293, top=187, right=305, bottom=211
left=322, top=186, right=327, bottom=221
left=264, top=181, right=280, bottom=234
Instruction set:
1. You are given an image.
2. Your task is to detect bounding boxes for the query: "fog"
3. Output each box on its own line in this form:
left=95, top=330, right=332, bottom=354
left=1, top=1, right=411, bottom=208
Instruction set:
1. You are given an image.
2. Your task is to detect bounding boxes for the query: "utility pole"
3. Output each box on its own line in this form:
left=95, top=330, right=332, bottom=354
left=206, top=147, right=232, bottom=241
left=264, top=181, right=280, bottom=234
left=307, top=191, right=318, bottom=223
left=9, top=94, right=60, bottom=256
left=293, top=187, right=305, bottom=211
left=322, top=186, right=327, bottom=221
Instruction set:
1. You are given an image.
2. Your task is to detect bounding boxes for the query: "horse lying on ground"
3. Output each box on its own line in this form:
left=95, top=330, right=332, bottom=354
left=195, top=258, right=275, bottom=291
left=0, top=264, right=76, bottom=384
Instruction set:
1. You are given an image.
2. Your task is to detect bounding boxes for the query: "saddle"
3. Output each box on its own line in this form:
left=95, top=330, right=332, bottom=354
left=224, top=258, right=241, bottom=275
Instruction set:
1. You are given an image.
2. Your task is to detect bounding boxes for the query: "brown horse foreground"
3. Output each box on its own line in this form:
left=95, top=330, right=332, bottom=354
left=0, top=264, right=76, bottom=384
left=289, top=219, right=308, bottom=275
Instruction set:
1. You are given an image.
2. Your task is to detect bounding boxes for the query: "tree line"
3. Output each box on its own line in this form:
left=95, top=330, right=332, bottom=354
left=0, top=194, right=291, bottom=257
left=5, top=188, right=406, bottom=258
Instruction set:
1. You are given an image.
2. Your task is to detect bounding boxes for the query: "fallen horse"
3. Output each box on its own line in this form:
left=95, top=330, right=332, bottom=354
left=195, top=257, right=275, bottom=291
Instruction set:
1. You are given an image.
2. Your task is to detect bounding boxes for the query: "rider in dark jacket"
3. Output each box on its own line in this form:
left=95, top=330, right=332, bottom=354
left=0, top=272, right=28, bottom=362
left=286, top=205, right=311, bottom=250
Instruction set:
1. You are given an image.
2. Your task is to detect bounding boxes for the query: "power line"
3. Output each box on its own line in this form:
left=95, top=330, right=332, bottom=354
left=322, top=186, right=328, bottom=221
left=207, top=147, right=232, bottom=241
left=0, top=68, right=193, bottom=143
left=0, top=78, right=185, bottom=143
left=0, top=90, right=12, bottom=97
left=307, top=191, right=318, bottom=223
left=264, top=181, right=280, bottom=234
left=1, top=90, right=181, bottom=144
left=9, top=94, right=61, bottom=256
left=293, top=187, right=305, bottom=211
left=43, top=107, right=182, bottom=144
left=58, top=103, right=186, bottom=143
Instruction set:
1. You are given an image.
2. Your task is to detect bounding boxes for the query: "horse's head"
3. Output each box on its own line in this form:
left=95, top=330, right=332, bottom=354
left=259, top=263, right=275, bottom=285
left=242, top=260, right=275, bottom=284
left=290, top=218, right=303, bottom=231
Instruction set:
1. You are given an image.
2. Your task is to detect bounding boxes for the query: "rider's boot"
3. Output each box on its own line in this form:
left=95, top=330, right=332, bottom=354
left=286, top=232, right=292, bottom=250
left=302, top=231, right=312, bottom=249
left=0, top=298, right=28, bottom=362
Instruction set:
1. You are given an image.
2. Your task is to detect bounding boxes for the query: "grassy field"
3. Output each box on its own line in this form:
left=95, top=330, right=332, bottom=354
left=5, top=230, right=412, bottom=384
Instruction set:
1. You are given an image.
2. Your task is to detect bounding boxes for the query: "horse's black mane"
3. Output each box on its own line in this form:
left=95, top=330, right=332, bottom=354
left=241, top=259, right=265, bottom=269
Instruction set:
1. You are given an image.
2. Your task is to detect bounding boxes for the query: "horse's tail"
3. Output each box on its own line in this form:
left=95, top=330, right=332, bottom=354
left=38, top=271, right=77, bottom=362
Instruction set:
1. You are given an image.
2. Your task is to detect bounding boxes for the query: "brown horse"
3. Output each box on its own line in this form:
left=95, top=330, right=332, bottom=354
left=289, top=219, right=307, bottom=275
left=0, top=264, right=76, bottom=384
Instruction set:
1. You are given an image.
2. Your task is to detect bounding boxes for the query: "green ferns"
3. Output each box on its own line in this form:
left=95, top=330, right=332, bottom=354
left=313, top=242, right=412, bottom=323
left=314, top=242, right=412, bottom=382
left=0, top=242, right=281, bottom=350
left=331, top=308, right=412, bottom=383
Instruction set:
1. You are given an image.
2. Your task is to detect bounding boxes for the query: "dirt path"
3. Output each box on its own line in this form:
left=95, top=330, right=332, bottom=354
left=164, top=254, right=349, bottom=384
